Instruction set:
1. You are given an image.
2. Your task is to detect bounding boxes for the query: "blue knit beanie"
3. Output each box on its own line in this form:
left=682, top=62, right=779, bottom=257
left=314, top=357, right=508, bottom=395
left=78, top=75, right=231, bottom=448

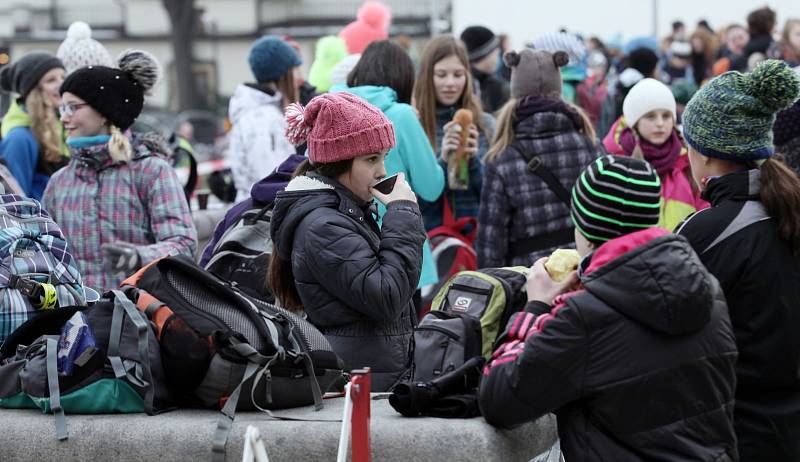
left=248, top=36, right=302, bottom=83
left=682, top=60, right=800, bottom=161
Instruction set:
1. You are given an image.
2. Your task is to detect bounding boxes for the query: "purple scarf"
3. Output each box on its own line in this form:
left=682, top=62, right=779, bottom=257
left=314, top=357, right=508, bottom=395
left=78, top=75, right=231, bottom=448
left=514, top=95, right=585, bottom=131
left=619, top=127, right=682, bottom=176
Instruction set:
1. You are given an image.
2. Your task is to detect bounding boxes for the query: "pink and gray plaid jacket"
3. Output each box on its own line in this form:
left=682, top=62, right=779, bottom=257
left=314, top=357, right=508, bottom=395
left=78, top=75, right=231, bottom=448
left=43, top=138, right=197, bottom=291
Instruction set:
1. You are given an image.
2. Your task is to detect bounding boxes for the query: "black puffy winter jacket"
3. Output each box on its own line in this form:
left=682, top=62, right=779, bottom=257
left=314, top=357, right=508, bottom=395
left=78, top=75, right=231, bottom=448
left=479, top=228, right=739, bottom=461
left=677, top=169, right=800, bottom=461
left=270, top=173, right=425, bottom=391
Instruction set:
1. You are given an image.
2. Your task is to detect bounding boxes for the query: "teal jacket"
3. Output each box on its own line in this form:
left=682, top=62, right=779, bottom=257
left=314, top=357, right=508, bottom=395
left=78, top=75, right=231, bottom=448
left=335, top=85, right=445, bottom=288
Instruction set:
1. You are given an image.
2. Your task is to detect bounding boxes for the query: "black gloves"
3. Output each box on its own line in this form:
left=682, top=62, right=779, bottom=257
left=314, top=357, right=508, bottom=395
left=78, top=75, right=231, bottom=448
left=101, top=242, right=141, bottom=274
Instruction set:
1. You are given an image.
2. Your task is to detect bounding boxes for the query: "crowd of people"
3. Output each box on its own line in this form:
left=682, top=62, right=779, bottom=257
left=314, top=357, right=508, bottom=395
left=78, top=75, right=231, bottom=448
left=1, top=1, right=800, bottom=460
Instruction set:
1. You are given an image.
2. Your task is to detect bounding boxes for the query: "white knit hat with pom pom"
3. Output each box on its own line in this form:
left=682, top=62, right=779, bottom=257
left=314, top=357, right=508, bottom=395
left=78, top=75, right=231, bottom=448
left=57, top=21, right=114, bottom=75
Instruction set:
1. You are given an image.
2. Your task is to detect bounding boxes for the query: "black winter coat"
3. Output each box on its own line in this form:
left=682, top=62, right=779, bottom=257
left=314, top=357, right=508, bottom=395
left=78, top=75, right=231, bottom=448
left=480, top=229, right=739, bottom=461
left=471, top=67, right=510, bottom=114
left=677, top=169, right=800, bottom=461
left=270, top=174, right=425, bottom=391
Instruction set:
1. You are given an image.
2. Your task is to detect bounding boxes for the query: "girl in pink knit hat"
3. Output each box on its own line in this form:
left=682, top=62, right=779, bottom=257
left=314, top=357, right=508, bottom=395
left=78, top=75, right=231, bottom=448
left=268, top=92, right=425, bottom=391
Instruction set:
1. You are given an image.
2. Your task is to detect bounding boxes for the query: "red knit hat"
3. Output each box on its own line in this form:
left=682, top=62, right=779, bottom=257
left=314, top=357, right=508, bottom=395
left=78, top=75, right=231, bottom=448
left=285, top=92, right=395, bottom=164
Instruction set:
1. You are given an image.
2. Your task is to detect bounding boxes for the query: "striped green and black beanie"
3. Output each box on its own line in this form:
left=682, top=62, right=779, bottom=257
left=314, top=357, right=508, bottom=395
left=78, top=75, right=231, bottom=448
left=683, top=59, right=800, bottom=162
left=571, top=155, right=662, bottom=244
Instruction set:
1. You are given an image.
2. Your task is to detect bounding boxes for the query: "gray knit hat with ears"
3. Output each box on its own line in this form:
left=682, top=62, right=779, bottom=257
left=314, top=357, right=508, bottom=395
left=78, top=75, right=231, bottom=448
left=505, top=48, right=568, bottom=99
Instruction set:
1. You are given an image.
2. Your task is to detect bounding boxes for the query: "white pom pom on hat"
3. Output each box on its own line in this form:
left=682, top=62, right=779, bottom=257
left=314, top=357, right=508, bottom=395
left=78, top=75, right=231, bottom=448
left=67, top=21, right=92, bottom=40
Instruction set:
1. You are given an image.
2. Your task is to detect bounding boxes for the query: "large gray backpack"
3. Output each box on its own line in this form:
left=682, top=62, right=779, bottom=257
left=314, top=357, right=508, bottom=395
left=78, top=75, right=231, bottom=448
left=204, top=204, right=274, bottom=302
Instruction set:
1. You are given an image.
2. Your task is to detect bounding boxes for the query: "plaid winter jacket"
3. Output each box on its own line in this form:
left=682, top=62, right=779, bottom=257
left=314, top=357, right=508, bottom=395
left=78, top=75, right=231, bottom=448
left=43, top=137, right=197, bottom=291
left=477, top=105, right=600, bottom=267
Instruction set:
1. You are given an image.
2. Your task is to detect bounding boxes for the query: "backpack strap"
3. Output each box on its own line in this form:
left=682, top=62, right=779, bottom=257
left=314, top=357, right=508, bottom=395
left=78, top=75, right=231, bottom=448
left=442, top=193, right=457, bottom=227
left=211, top=337, right=333, bottom=462
left=108, top=290, right=155, bottom=415
left=244, top=202, right=274, bottom=226
left=212, top=360, right=260, bottom=462
left=505, top=143, right=574, bottom=257
left=507, top=142, right=571, bottom=205
left=45, top=336, right=68, bottom=441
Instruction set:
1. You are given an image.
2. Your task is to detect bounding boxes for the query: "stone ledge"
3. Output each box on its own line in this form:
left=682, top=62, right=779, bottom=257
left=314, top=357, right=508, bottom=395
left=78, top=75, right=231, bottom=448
left=0, top=395, right=556, bottom=461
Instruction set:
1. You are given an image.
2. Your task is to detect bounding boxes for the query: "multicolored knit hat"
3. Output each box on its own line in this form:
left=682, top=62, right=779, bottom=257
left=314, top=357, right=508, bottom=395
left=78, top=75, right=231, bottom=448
left=682, top=59, right=800, bottom=161
left=284, top=92, right=395, bottom=164
left=571, top=155, right=662, bottom=244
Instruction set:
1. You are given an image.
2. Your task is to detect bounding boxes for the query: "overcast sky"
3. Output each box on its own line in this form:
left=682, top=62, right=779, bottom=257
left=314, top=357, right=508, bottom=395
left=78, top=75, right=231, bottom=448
left=452, top=0, right=800, bottom=49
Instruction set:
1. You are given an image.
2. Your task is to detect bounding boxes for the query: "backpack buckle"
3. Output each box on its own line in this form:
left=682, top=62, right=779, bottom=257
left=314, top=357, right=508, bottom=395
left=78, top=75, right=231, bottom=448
left=527, top=156, right=542, bottom=173
left=9, top=274, right=43, bottom=299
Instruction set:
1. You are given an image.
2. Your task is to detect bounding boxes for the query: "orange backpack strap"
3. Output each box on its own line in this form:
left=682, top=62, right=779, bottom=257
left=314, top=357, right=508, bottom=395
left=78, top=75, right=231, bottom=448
left=120, top=257, right=173, bottom=339
left=120, top=257, right=163, bottom=288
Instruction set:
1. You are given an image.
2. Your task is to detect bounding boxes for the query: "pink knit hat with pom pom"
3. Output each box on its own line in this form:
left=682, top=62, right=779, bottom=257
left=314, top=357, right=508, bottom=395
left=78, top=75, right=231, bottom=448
left=285, top=92, right=395, bottom=164
left=339, top=1, right=392, bottom=54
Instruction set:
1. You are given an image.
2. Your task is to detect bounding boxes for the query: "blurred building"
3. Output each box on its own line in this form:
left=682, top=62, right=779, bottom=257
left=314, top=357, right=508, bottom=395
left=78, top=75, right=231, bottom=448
left=0, top=0, right=450, bottom=110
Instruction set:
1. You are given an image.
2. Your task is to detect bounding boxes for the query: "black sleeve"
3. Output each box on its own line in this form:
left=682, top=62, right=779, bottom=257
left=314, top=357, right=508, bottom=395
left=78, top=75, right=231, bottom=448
left=523, top=300, right=552, bottom=316
left=479, top=302, right=588, bottom=428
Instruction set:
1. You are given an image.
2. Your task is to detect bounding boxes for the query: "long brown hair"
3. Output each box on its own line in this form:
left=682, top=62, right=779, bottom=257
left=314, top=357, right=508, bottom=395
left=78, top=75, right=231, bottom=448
left=760, top=157, right=800, bottom=254
left=690, top=28, right=718, bottom=66
left=412, top=35, right=486, bottom=150
left=484, top=97, right=597, bottom=163
left=25, top=88, right=62, bottom=164
left=275, top=69, right=299, bottom=107
left=267, top=158, right=353, bottom=312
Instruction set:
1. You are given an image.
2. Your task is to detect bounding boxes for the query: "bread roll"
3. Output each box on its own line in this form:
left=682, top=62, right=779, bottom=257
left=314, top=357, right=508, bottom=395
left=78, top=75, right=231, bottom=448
left=452, top=108, right=473, bottom=158
left=544, top=249, right=580, bottom=282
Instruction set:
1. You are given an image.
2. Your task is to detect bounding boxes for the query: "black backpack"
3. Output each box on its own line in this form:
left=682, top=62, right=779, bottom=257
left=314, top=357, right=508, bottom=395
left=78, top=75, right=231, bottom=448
left=120, top=255, right=345, bottom=459
left=413, top=267, right=529, bottom=382
left=204, top=203, right=274, bottom=301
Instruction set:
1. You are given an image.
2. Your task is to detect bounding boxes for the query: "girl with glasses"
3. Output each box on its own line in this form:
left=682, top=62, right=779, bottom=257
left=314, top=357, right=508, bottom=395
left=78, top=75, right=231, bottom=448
left=42, top=50, right=197, bottom=291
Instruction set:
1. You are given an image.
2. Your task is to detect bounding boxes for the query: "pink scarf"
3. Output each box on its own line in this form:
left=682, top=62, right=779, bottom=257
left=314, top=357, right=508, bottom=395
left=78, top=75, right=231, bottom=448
left=619, top=128, right=682, bottom=177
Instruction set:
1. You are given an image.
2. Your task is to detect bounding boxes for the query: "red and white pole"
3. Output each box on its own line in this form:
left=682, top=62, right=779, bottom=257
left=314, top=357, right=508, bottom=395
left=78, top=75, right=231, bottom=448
left=350, top=368, right=371, bottom=462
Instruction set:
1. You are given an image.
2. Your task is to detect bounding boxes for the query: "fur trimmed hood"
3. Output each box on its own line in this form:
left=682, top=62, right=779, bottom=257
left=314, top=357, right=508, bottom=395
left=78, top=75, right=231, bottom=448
left=270, top=173, right=373, bottom=260
left=284, top=175, right=335, bottom=192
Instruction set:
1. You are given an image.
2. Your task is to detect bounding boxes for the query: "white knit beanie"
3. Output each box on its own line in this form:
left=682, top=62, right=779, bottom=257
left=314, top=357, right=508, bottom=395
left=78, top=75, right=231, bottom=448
left=57, top=22, right=114, bottom=75
left=622, top=78, right=677, bottom=128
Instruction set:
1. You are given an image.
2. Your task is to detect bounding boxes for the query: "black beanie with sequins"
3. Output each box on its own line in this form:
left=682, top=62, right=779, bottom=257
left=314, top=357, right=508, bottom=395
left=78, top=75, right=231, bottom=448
left=60, top=49, right=160, bottom=131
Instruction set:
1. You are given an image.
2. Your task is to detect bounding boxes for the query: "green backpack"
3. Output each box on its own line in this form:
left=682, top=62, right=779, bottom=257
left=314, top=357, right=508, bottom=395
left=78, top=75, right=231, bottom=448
left=413, top=267, right=530, bottom=382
